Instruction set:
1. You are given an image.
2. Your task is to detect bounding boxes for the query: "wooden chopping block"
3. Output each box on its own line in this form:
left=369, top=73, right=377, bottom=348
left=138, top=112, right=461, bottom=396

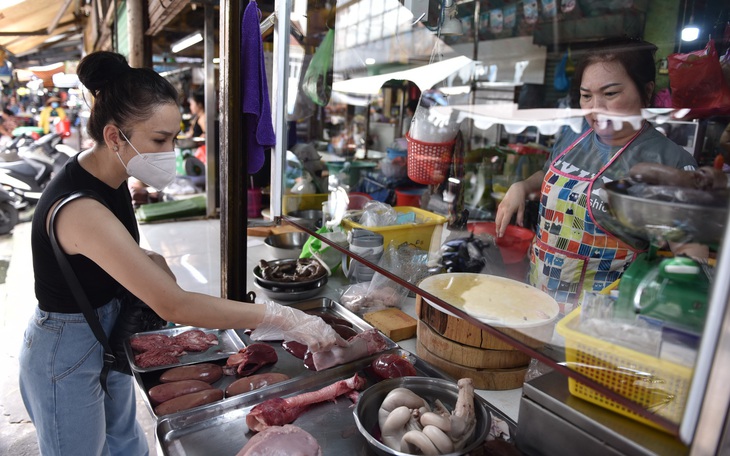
left=415, top=295, right=547, bottom=350
left=363, top=308, right=417, bottom=342
left=247, top=224, right=303, bottom=237
left=416, top=341, right=528, bottom=391
left=417, top=321, right=531, bottom=369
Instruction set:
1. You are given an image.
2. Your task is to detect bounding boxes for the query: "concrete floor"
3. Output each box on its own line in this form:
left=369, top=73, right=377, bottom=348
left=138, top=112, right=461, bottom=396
left=0, top=201, right=223, bottom=455
left=0, top=218, right=40, bottom=456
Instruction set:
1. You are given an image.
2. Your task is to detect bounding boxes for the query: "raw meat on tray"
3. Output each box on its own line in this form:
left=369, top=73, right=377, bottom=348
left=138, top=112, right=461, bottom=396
left=129, top=329, right=220, bottom=369
left=245, top=374, right=366, bottom=432
left=130, top=334, right=184, bottom=353
left=134, top=347, right=185, bottom=368
left=224, top=343, right=278, bottom=376
left=310, top=329, right=389, bottom=371
left=237, top=425, right=321, bottom=456
left=173, top=329, right=219, bottom=351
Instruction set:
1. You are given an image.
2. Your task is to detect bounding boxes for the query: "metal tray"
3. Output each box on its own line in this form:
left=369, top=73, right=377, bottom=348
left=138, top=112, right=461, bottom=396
left=156, top=349, right=518, bottom=455
left=125, top=326, right=246, bottom=373
left=133, top=298, right=397, bottom=420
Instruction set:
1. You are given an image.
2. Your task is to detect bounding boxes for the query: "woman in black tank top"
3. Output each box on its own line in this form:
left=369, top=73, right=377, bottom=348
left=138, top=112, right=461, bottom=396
left=19, top=51, right=346, bottom=456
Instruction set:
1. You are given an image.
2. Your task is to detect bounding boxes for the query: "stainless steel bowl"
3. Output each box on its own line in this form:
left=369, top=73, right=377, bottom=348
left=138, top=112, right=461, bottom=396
left=285, top=209, right=324, bottom=230
left=604, top=181, right=728, bottom=244
left=354, top=377, right=490, bottom=456
left=253, top=277, right=327, bottom=302
left=253, top=258, right=328, bottom=289
left=264, top=232, right=310, bottom=259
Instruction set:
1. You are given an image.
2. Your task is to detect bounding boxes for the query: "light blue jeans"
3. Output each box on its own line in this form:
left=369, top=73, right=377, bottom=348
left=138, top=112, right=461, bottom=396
left=19, top=298, right=148, bottom=456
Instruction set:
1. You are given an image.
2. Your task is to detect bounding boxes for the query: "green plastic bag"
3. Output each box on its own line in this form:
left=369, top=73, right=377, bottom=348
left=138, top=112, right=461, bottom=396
left=300, top=225, right=347, bottom=273
left=302, top=29, right=335, bottom=106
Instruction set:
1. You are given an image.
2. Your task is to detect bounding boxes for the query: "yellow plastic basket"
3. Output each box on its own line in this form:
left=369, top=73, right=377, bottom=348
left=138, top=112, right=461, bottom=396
left=282, top=193, right=328, bottom=213
left=556, top=308, right=694, bottom=431
left=340, top=206, right=447, bottom=251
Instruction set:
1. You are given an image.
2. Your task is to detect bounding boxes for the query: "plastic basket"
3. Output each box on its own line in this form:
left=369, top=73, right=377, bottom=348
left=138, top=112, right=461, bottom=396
left=406, top=133, right=454, bottom=185
left=466, top=221, right=535, bottom=264
left=282, top=194, right=328, bottom=213
left=556, top=308, right=693, bottom=430
left=340, top=206, right=447, bottom=250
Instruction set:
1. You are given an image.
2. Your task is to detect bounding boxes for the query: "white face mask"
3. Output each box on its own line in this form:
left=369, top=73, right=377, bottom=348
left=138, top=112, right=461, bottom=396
left=117, top=130, right=176, bottom=190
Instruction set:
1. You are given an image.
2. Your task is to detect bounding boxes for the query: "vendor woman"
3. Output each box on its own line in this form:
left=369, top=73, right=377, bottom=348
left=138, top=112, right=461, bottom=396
left=495, top=37, right=700, bottom=304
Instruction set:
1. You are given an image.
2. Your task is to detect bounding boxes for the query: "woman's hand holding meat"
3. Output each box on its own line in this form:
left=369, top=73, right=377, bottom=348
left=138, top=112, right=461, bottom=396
left=250, top=301, right=349, bottom=352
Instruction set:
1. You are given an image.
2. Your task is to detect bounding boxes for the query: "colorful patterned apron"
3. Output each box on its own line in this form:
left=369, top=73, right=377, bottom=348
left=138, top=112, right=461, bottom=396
left=529, top=127, right=644, bottom=304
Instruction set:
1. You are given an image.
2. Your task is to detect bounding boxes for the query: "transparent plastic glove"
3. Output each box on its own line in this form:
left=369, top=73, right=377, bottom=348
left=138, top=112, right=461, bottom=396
left=250, top=301, right=349, bottom=353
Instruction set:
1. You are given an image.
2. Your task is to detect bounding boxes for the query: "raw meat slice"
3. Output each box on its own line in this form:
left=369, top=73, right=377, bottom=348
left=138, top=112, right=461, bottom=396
left=225, top=344, right=278, bottom=376
left=130, top=334, right=174, bottom=353
left=282, top=341, right=307, bottom=359
left=236, top=425, right=321, bottom=456
left=245, top=374, right=366, bottom=432
left=310, top=329, right=389, bottom=371
left=134, top=348, right=184, bottom=368
left=371, top=353, right=417, bottom=380
left=173, top=329, right=219, bottom=352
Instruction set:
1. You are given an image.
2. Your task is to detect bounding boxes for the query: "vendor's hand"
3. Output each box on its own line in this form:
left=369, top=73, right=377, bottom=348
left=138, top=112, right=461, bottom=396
left=250, top=301, right=349, bottom=353
left=144, top=249, right=176, bottom=280
left=495, top=181, right=527, bottom=238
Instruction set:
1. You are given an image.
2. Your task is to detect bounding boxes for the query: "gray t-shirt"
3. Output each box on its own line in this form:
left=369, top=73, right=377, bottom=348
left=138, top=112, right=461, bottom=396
left=541, top=123, right=698, bottom=249
left=544, top=123, right=697, bottom=177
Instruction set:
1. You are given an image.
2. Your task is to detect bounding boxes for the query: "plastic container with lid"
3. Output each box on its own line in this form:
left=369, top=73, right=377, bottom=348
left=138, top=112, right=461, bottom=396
left=342, top=228, right=384, bottom=283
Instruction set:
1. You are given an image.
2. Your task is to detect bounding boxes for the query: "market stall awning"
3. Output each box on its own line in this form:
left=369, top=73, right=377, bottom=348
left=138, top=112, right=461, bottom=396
left=0, top=0, right=80, bottom=64
left=332, top=56, right=474, bottom=96
left=428, top=104, right=691, bottom=135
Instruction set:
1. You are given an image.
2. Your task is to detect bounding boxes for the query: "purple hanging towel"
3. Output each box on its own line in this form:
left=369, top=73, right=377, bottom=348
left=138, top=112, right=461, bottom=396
left=241, top=1, right=276, bottom=174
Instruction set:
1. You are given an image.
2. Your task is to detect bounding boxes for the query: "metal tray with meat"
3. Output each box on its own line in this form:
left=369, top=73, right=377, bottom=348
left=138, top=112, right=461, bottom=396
left=132, top=298, right=398, bottom=420
left=125, top=326, right=246, bottom=373
left=155, top=348, right=518, bottom=455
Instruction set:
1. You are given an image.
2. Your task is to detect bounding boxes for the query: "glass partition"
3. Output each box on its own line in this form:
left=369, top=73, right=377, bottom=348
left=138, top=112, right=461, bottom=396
left=271, top=0, right=730, bottom=438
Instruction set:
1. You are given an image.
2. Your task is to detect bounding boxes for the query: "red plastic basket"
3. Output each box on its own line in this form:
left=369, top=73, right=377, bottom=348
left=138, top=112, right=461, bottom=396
left=406, top=133, right=454, bottom=185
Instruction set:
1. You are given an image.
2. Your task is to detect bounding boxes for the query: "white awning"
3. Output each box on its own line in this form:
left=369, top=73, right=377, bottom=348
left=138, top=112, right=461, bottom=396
left=428, top=104, right=692, bottom=136
left=332, top=56, right=474, bottom=96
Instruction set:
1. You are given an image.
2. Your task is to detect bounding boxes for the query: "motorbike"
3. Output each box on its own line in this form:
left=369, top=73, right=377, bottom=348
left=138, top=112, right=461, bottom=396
left=0, top=132, right=77, bottom=209
left=0, top=186, right=19, bottom=235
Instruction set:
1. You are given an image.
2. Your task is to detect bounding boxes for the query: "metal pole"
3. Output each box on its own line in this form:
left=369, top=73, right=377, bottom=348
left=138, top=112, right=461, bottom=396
left=219, top=0, right=246, bottom=300
left=204, top=2, right=217, bottom=217
left=270, top=0, right=291, bottom=223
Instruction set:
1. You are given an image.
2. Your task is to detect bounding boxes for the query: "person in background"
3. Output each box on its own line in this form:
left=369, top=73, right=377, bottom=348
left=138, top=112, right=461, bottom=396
left=6, top=95, right=22, bottom=115
left=38, top=96, right=68, bottom=134
left=184, top=89, right=206, bottom=138
left=370, top=106, right=386, bottom=122
left=495, top=37, right=700, bottom=305
left=402, top=99, right=419, bottom=136
left=19, top=51, right=346, bottom=456
left=0, top=107, right=18, bottom=140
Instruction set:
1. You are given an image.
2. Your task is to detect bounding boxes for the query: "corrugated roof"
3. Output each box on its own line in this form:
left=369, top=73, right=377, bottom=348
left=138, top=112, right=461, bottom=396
left=0, top=0, right=83, bottom=67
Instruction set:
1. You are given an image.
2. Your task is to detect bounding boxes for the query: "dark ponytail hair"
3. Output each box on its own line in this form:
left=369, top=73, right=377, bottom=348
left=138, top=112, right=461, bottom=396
left=77, top=51, right=179, bottom=143
left=570, top=37, right=658, bottom=109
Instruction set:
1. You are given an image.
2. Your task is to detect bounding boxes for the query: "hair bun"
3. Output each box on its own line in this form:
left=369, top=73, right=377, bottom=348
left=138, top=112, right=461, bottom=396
left=77, top=51, right=131, bottom=92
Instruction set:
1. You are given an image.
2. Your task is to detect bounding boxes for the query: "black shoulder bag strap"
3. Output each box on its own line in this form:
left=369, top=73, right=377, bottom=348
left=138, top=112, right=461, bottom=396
left=48, top=190, right=119, bottom=398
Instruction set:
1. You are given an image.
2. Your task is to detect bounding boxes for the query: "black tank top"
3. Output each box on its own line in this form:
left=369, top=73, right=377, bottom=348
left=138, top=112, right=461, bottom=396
left=31, top=155, right=139, bottom=313
left=192, top=115, right=204, bottom=138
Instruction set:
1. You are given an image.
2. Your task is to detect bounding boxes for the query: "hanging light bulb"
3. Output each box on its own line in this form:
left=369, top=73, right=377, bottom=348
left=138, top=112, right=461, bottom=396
left=681, top=22, right=700, bottom=41
left=681, top=0, right=699, bottom=42
left=440, top=0, right=463, bottom=36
